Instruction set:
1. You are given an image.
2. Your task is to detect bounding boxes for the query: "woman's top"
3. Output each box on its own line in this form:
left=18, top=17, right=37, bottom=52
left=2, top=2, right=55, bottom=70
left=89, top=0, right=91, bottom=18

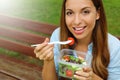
left=50, top=28, right=120, bottom=80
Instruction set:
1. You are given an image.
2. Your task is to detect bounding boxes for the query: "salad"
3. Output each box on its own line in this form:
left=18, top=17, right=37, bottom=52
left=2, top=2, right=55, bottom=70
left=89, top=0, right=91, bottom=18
left=59, top=54, right=87, bottom=79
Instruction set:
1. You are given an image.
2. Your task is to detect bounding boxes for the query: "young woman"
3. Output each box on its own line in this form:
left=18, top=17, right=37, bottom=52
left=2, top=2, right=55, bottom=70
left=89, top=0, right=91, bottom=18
left=34, top=0, right=120, bottom=80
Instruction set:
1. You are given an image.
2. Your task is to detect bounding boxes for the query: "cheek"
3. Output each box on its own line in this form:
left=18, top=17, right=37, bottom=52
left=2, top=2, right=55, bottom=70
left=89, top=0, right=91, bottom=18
left=86, top=15, right=97, bottom=28
left=65, top=16, right=73, bottom=27
left=89, top=19, right=96, bottom=27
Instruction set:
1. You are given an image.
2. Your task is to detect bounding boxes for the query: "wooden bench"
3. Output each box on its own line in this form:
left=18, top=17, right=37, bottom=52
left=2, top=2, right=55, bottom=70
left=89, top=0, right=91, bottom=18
left=0, top=14, right=57, bottom=80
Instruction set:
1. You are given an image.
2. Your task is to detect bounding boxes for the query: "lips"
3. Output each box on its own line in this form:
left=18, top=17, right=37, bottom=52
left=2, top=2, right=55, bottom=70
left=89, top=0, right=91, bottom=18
left=73, top=26, right=86, bottom=34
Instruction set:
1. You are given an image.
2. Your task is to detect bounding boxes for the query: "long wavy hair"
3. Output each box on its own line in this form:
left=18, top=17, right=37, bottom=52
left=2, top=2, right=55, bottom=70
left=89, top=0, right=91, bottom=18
left=60, top=0, right=110, bottom=79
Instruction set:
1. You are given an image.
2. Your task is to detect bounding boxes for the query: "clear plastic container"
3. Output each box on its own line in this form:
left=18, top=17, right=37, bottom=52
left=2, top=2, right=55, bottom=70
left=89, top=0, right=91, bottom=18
left=58, top=49, right=92, bottom=79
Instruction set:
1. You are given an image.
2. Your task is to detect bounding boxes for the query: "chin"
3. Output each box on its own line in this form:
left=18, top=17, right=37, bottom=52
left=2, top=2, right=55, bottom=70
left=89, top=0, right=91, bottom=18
left=74, top=35, right=84, bottom=40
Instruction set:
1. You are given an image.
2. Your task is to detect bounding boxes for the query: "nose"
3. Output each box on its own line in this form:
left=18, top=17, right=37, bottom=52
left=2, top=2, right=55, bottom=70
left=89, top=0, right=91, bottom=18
left=73, top=14, right=82, bottom=25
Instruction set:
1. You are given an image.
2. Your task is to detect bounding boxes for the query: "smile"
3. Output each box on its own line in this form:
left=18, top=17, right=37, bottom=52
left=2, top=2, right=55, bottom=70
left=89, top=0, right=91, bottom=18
left=73, top=26, right=86, bottom=34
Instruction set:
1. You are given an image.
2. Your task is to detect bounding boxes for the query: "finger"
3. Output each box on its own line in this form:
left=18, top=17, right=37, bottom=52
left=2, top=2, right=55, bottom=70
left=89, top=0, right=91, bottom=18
left=38, top=46, right=53, bottom=60
left=49, top=52, right=54, bottom=60
left=34, top=42, right=48, bottom=54
left=36, top=43, right=53, bottom=58
left=83, top=67, right=93, bottom=77
left=75, top=70, right=90, bottom=78
left=40, top=44, right=54, bottom=54
left=34, top=38, right=50, bottom=58
left=44, top=50, right=54, bottom=60
left=74, top=74, right=89, bottom=80
left=34, top=38, right=50, bottom=54
left=83, top=67, right=92, bottom=72
left=44, top=37, right=49, bottom=43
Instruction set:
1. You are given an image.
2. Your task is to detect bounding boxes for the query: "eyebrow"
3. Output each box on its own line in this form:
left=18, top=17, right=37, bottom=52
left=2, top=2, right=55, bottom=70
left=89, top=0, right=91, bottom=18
left=81, top=7, right=91, bottom=10
left=66, top=7, right=91, bottom=11
left=66, top=9, right=72, bottom=11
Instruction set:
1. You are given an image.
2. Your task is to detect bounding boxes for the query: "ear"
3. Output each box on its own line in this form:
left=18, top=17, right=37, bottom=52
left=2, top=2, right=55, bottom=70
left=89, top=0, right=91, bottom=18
left=96, top=9, right=100, bottom=20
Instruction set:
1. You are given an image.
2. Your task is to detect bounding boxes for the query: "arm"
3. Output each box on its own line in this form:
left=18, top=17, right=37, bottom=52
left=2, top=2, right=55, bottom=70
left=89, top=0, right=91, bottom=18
left=42, top=60, right=58, bottom=80
left=107, top=34, right=120, bottom=80
left=42, top=28, right=60, bottom=80
left=34, top=38, right=58, bottom=80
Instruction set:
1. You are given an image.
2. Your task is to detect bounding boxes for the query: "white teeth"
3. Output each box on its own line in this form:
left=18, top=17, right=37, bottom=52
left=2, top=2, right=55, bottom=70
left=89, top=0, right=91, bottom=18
left=74, top=27, right=84, bottom=30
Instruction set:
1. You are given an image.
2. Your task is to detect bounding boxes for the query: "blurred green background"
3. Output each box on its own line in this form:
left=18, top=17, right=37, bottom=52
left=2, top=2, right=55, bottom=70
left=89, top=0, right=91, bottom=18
left=0, top=0, right=120, bottom=36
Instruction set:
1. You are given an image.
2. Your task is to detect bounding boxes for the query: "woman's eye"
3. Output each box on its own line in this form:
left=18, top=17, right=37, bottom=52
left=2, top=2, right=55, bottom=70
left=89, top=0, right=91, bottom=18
left=83, top=10, right=90, bottom=14
left=66, top=12, right=73, bottom=16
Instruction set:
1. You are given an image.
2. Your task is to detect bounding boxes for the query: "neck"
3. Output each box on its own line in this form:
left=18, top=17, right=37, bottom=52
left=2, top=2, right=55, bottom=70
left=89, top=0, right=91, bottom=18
left=75, top=37, right=92, bottom=52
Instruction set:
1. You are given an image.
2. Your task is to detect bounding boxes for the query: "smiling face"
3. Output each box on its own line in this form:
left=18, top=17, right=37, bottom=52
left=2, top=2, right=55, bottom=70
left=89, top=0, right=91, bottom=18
left=65, top=0, right=100, bottom=42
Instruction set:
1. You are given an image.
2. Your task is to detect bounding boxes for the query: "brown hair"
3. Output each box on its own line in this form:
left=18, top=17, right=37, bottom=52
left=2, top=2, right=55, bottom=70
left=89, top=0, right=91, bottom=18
left=60, top=0, right=110, bottom=79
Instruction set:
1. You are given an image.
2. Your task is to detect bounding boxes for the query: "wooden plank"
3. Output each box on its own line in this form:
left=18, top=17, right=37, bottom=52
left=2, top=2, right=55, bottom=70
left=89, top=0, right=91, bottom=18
left=0, top=38, right=35, bottom=57
left=0, top=72, right=19, bottom=80
left=0, top=15, right=57, bottom=79
left=0, top=54, right=42, bottom=80
left=0, top=14, right=57, bottom=34
left=0, top=27, right=45, bottom=44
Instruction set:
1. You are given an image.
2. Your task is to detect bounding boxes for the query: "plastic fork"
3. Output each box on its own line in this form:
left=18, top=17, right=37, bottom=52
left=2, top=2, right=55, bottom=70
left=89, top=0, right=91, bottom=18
left=31, top=40, right=72, bottom=47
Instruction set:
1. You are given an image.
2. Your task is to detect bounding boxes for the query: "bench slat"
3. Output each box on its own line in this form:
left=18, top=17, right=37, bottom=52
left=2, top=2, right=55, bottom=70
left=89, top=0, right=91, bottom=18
left=0, top=15, right=57, bottom=35
left=0, top=27, right=45, bottom=44
left=0, top=72, right=18, bottom=80
left=0, top=54, right=42, bottom=80
left=0, top=38, right=35, bottom=57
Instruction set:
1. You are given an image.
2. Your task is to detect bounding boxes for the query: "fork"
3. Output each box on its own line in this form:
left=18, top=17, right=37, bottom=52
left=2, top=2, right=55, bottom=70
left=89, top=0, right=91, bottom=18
left=31, top=40, right=72, bottom=47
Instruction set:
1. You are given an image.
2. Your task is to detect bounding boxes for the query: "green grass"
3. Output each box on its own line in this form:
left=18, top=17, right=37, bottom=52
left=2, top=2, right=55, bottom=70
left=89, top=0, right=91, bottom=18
left=103, top=0, right=120, bottom=36
left=0, top=0, right=62, bottom=25
left=0, top=0, right=119, bottom=36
